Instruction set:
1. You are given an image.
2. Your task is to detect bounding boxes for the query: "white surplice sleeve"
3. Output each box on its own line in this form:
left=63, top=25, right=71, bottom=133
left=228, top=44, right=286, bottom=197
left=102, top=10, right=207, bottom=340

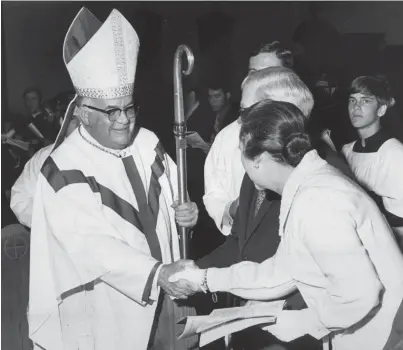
left=10, top=145, right=53, bottom=227
left=206, top=241, right=296, bottom=300
left=297, top=191, right=383, bottom=333
left=378, top=140, right=403, bottom=217
left=40, top=177, right=162, bottom=306
left=203, top=131, right=234, bottom=236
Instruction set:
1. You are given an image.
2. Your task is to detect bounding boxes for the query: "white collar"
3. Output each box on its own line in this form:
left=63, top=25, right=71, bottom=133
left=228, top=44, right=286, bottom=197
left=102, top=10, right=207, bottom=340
left=79, top=125, right=133, bottom=158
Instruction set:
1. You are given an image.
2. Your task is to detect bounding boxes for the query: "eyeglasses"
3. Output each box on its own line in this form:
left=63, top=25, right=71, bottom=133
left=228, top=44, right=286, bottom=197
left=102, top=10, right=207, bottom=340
left=83, top=104, right=139, bottom=122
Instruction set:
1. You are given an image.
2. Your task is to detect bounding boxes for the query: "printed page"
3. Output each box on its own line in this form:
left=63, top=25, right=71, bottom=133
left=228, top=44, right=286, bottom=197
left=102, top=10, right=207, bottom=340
left=209, top=300, right=285, bottom=320
left=199, top=316, right=276, bottom=347
left=177, top=300, right=285, bottom=339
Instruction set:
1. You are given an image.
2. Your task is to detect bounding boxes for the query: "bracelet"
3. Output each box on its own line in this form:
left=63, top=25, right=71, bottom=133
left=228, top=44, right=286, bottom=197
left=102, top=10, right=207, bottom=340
left=201, top=269, right=210, bottom=293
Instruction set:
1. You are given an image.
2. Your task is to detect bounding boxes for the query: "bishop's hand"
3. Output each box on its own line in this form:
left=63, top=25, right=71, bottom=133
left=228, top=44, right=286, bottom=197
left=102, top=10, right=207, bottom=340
left=172, top=200, right=199, bottom=228
left=168, top=264, right=205, bottom=295
left=157, top=260, right=200, bottom=299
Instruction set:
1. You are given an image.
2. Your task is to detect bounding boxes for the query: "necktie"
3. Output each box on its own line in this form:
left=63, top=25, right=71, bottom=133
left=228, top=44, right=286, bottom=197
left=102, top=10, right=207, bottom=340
left=210, top=114, right=221, bottom=143
left=254, top=190, right=266, bottom=217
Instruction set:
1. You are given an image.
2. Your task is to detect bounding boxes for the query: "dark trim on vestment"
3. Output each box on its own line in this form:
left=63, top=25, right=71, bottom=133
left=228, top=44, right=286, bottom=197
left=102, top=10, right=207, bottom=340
left=142, top=262, right=162, bottom=303
left=41, top=142, right=169, bottom=304
left=353, top=129, right=393, bottom=153
left=41, top=157, right=145, bottom=233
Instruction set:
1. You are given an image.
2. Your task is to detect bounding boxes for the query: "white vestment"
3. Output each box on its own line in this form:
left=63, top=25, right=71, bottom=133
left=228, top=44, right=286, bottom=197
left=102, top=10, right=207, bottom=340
left=28, top=126, right=191, bottom=350
left=342, top=134, right=403, bottom=224
left=207, top=150, right=403, bottom=350
left=10, top=144, right=53, bottom=227
left=203, top=120, right=245, bottom=236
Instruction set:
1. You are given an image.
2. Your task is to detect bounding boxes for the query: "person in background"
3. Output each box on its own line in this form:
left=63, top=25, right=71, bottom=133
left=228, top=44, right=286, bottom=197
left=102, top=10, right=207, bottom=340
left=48, top=91, right=77, bottom=126
left=10, top=111, right=80, bottom=228
left=204, top=41, right=293, bottom=237
left=173, top=99, right=403, bottom=350
left=207, top=80, right=239, bottom=145
left=247, top=41, right=293, bottom=74
left=2, top=120, right=20, bottom=227
left=22, top=86, right=59, bottom=147
left=28, top=8, right=199, bottom=350
left=342, top=75, right=403, bottom=249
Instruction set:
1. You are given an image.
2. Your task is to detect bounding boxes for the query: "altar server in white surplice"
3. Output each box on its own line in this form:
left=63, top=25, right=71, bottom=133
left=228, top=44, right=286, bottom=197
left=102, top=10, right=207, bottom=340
left=28, top=8, right=199, bottom=350
left=342, top=75, right=403, bottom=247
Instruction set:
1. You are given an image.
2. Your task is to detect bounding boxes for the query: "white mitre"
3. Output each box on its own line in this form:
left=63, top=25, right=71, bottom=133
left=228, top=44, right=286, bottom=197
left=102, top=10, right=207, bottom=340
left=52, top=7, right=140, bottom=151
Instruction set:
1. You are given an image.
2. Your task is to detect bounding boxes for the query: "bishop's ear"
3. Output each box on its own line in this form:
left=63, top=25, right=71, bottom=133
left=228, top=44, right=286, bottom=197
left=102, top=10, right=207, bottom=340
left=77, top=105, right=90, bottom=126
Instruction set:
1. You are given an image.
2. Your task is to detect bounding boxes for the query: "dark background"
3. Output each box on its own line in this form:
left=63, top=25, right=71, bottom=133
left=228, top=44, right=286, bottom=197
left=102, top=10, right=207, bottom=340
left=2, top=1, right=403, bottom=155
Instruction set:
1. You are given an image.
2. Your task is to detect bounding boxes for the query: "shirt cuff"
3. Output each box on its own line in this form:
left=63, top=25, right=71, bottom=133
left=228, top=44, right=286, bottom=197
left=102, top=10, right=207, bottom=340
left=220, top=201, right=234, bottom=235
left=206, top=267, right=231, bottom=293
left=142, top=262, right=162, bottom=303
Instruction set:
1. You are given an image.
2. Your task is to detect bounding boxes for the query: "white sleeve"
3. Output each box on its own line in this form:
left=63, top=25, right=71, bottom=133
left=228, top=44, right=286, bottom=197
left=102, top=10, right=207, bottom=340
left=203, top=132, right=234, bottom=236
left=377, top=140, right=403, bottom=215
left=10, top=146, right=52, bottom=227
left=298, top=191, right=383, bottom=332
left=206, top=241, right=296, bottom=300
left=40, top=177, right=162, bottom=306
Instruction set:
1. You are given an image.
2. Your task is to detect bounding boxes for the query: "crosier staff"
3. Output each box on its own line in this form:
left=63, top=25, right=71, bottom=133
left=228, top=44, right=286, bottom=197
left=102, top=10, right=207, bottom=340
left=173, top=45, right=194, bottom=259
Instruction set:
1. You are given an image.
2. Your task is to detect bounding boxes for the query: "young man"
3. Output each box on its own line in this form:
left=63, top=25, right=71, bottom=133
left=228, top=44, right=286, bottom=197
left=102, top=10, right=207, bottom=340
left=185, top=80, right=238, bottom=154
left=28, top=8, right=199, bottom=350
left=342, top=75, right=403, bottom=248
left=207, top=81, right=239, bottom=144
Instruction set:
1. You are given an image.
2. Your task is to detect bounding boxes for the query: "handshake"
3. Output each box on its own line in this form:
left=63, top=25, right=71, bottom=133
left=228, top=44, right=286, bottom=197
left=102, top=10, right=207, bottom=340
left=157, top=260, right=207, bottom=299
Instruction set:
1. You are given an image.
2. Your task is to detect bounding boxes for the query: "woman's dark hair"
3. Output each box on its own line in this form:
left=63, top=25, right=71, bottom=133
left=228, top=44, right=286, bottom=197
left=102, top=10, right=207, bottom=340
left=240, top=99, right=312, bottom=167
left=349, top=75, right=395, bottom=108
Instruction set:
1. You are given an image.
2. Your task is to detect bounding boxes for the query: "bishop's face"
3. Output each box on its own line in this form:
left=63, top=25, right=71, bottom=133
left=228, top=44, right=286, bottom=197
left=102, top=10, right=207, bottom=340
left=79, top=95, right=137, bottom=150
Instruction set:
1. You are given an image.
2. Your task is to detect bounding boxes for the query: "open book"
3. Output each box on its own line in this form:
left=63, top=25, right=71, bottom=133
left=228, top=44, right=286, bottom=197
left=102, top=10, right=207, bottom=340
left=177, top=300, right=286, bottom=347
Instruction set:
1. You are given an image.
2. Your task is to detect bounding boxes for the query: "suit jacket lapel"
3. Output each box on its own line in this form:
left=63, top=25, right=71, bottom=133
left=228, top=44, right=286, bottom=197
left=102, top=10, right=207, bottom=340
left=238, top=175, right=255, bottom=248
left=246, top=198, right=272, bottom=242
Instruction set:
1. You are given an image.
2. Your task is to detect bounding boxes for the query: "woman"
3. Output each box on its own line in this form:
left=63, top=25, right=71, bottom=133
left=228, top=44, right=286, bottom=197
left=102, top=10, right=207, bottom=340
left=174, top=100, right=403, bottom=349
left=342, top=75, right=403, bottom=248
